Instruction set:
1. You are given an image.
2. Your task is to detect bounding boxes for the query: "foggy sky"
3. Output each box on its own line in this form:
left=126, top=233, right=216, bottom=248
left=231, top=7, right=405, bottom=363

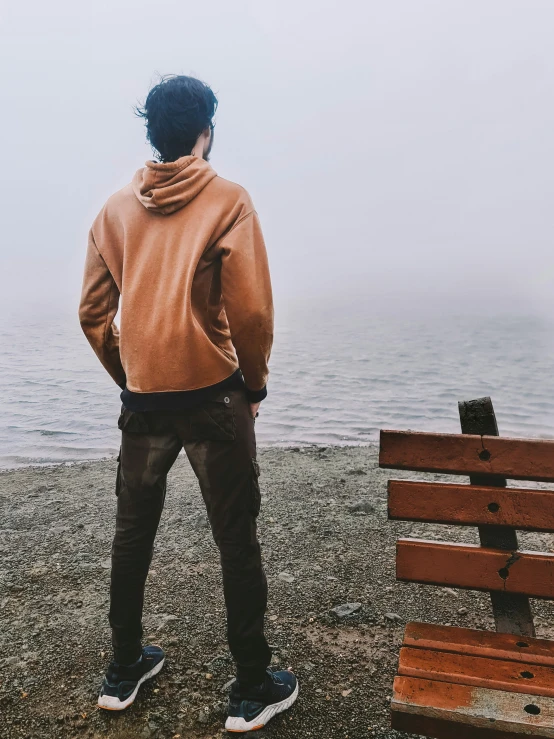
left=1, top=0, right=554, bottom=319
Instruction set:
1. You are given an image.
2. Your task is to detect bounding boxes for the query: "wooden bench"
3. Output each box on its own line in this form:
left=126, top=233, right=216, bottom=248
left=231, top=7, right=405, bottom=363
left=379, top=397, right=554, bottom=738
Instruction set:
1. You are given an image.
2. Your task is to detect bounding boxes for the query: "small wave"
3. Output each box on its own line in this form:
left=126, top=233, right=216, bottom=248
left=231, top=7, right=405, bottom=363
left=38, top=429, right=79, bottom=437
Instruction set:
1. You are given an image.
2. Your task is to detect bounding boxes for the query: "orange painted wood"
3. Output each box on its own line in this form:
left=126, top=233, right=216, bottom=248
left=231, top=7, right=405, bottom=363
left=404, top=623, right=554, bottom=668
left=396, top=540, right=554, bottom=599
left=388, top=480, right=554, bottom=532
left=399, top=647, right=554, bottom=698
left=392, top=676, right=554, bottom=737
left=379, top=430, right=554, bottom=482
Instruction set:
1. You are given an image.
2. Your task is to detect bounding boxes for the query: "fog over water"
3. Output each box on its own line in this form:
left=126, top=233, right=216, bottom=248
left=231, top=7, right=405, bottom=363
left=1, top=1, right=554, bottom=463
left=2, top=0, right=554, bottom=314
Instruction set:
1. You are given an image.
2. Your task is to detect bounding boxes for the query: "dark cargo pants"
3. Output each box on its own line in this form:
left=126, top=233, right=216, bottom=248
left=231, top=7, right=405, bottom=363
left=109, top=388, right=271, bottom=684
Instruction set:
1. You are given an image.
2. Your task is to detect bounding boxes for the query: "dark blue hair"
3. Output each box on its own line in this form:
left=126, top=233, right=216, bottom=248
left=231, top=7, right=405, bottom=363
left=136, top=75, right=218, bottom=163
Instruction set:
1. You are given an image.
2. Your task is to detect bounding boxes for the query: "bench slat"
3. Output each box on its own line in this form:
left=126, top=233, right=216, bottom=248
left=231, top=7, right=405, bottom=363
left=404, top=623, right=554, bottom=667
left=392, top=712, right=548, bottom=739
left=397, top=540, right=554, bottom=599
left=392, top=675, right=554, bottom=738
left=380, top=430, right=554, bottom=482
left=399, top=646, right=554, bottom=698
left=388, top=480, right=554, bottom=532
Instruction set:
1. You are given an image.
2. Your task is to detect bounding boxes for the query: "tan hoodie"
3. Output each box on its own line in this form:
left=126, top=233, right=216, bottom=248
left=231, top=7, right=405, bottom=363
left=79, top=156, right=273, bottom=395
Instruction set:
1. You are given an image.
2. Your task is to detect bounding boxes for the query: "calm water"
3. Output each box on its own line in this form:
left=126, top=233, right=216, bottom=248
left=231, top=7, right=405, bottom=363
left=2, top=310, right=554, bottom=468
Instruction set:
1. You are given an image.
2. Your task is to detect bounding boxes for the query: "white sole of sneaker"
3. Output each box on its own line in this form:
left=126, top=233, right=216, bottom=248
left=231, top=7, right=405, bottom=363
left=97, top=657, right=165, bottom=711
left=225, top=680, right=299, bottom=733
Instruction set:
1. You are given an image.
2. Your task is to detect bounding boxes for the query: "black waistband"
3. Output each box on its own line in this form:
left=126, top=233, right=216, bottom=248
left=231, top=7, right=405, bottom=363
left=120, top=369, right=246, bottom=412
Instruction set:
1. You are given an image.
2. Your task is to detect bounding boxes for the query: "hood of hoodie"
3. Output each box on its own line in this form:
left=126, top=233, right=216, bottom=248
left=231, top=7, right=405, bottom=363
left=132, top=155, right=217, bottom=215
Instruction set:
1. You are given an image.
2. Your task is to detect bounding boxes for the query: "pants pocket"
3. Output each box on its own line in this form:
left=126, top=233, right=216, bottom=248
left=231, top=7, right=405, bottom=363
left=251, top=459, right=261, bottom=517
left=115, top=449, right=122, bottom=497
left=190, top=398, right=236, bottom=441
left=118, top=408, right=150, bottom=433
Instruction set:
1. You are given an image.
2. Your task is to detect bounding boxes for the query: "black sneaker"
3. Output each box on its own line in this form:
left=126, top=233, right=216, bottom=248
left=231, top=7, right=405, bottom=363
left=225, top=668, right=299, bottom=733
left=97, top=645, right=165, bottom=710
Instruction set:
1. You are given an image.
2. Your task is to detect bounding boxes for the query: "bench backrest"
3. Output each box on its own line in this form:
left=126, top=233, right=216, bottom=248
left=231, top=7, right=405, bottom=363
left=379, top=396, right=554, bottom=638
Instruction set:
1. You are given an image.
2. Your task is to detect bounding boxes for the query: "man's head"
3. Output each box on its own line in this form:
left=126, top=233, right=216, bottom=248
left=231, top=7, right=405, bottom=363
left=136, top=75, right=218, bottom=163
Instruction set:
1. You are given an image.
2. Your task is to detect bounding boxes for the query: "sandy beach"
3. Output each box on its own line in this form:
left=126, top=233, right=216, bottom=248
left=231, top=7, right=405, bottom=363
left=2, top=445, right=554, bottom=739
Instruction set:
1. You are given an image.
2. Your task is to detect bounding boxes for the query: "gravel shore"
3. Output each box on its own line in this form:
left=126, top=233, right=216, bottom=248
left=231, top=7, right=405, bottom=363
left=2, top=445, right=554, bottom=739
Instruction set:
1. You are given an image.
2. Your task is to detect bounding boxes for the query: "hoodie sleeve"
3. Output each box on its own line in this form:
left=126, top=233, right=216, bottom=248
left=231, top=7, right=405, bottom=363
left=78, top=230, right=126, bottom=387
left=219, top=211, right=274, bottom=398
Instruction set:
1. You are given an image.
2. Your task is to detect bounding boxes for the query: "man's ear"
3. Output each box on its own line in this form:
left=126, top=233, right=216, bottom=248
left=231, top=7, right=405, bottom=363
left=191, top=129, right=210, bottom=158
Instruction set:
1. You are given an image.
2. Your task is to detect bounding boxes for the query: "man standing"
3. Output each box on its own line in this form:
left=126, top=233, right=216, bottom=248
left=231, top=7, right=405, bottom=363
left=79, top=75, right=298, bottom=732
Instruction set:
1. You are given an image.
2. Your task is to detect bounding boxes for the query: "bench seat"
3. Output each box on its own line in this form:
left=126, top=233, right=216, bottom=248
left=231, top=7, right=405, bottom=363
left=393, top=622, right=554, bottom=738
